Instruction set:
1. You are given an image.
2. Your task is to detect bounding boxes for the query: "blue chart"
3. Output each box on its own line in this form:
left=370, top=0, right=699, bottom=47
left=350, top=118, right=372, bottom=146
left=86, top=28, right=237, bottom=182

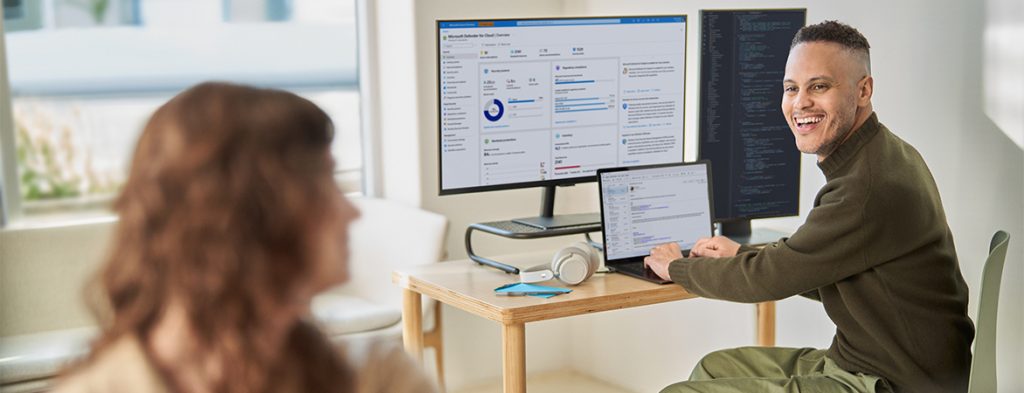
left=483, top=98, right=504, bottom=122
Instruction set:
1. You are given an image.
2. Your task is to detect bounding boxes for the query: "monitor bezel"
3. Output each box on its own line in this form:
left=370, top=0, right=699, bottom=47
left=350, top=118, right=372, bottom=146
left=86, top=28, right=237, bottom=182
left=695, top=8, right=806, bottom=222
left=436, top=15, right=689, bottom=196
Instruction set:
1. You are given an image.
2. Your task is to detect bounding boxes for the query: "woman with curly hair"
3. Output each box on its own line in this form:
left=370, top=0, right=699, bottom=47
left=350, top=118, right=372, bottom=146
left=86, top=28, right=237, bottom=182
left=54, top=82, right=436, bottom=393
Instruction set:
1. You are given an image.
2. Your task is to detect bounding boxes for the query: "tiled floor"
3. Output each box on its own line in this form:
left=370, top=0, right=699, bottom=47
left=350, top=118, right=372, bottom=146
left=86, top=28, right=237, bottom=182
left=451, top=370, right=635, bottom=393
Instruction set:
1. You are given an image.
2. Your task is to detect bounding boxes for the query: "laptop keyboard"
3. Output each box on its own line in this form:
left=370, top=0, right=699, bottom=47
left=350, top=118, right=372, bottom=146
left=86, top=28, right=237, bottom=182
left=611, top=262, right=665, bottom=281
left=610, top=250, right=689, bottom=283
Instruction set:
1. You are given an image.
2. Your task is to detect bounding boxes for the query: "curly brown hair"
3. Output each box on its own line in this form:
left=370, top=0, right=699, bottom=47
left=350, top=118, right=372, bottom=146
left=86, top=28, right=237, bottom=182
left=79, top=82, right=354, bottom=392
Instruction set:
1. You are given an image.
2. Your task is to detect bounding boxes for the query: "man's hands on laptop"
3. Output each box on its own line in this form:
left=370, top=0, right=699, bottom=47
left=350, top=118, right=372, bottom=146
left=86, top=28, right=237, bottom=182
left=644, top=236, right=742, bottom=281
left=644, top=242, right=683, bottom=280
left=690, top=236, right=741, bottom=258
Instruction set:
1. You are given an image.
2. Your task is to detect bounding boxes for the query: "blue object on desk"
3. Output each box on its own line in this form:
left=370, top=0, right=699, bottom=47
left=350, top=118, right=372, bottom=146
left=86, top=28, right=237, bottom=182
left=495, top=283, right=572, bottom=298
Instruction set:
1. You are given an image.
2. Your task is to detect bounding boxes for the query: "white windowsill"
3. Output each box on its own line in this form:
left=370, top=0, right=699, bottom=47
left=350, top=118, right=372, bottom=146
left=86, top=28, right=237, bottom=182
left=1, top=212, right=117, bottom=232
left=2, top=172, right=364, bottom=232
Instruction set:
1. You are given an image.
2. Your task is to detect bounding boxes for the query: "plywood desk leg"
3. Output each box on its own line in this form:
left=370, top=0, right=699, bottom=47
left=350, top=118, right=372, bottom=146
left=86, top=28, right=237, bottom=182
left=402, top=289, right=424, bottom=363
left=502, top=323, right=526, bottom=393
left=757, top=301, right=776, bottom=347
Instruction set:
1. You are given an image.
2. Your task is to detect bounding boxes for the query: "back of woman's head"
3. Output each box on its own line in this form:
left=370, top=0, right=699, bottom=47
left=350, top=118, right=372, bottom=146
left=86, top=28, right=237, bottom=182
left=90, top=82, right=352, bottom=391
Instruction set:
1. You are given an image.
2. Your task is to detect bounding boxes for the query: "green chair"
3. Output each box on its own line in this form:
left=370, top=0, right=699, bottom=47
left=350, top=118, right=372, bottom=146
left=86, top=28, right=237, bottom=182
left=968, top=230, right=1011, bottom=393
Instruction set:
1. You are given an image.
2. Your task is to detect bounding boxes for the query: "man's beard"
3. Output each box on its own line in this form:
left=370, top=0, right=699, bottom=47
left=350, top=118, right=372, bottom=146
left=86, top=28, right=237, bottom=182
left=813, top=110, right=858, bottom=157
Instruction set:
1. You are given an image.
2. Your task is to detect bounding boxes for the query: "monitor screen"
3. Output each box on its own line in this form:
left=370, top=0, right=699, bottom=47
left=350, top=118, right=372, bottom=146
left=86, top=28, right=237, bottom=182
left=438, top=16, right=687, bottom=195
left=598, top=162, right=713, bottom=260
left=698, top=9, right=805, bottom=222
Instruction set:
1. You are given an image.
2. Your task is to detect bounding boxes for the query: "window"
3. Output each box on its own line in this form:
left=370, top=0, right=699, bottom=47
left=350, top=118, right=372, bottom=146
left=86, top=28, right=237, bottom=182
left=1, top=0, right=362, bottom=222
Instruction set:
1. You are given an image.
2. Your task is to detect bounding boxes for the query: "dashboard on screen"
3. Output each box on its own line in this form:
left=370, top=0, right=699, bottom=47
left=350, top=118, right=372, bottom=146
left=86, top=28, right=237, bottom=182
left=438, top=16, right=687, bottom=195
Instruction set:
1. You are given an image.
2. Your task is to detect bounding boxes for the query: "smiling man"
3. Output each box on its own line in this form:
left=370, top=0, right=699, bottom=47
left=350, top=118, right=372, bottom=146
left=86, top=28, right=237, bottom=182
left=644, top=21, right=975, bottom=393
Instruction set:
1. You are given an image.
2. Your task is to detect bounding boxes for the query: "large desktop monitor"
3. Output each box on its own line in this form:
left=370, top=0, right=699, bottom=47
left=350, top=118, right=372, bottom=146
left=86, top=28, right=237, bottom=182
left=437, top=16, right=687, bottom=229
left=698, top=9, right=805, bottom=242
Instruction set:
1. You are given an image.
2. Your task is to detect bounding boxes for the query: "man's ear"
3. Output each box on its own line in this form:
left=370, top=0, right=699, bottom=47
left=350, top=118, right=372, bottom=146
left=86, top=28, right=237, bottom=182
left=858, top=75, right=874, bottom=107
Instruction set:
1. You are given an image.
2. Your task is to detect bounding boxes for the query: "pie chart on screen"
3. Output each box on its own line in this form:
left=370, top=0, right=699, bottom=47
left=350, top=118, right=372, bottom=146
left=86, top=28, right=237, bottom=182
left=483, top=99, right=504, bottom=122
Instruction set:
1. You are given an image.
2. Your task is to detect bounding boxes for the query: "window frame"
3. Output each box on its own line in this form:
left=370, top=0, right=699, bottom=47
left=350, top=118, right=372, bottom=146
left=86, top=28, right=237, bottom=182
left=1, top=13, right=21, bottom=225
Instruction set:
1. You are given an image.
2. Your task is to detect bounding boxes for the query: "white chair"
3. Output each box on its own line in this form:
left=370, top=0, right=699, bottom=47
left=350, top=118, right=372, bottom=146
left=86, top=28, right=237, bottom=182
left=967, top=230, right=1010, bottom=393
left=312, top=197, right=449, bottom=389
left=0, top=327, right=97, bottom=393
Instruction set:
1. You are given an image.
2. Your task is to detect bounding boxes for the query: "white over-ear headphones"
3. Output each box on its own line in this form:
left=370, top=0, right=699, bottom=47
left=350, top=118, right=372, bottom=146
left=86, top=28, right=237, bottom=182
left=519, top=242, right=599, bottom=286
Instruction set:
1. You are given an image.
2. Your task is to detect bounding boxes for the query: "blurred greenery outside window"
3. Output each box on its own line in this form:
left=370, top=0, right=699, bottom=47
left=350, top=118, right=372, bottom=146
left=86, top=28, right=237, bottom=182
left=2, top=0, right=362, bottom=219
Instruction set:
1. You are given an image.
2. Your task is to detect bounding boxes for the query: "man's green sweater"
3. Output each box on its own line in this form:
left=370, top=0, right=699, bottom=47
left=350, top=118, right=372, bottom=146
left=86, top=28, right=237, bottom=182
left=668, top=113, right=974, bottom=393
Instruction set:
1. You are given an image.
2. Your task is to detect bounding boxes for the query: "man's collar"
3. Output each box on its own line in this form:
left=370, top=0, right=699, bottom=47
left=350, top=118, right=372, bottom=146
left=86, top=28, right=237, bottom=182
left=817, top=112, right=880, bottom=176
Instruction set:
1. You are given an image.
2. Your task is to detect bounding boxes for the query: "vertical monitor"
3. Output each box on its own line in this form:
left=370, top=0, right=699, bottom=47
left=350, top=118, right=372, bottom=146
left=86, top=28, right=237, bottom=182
left=438, top=16, right=687, bottom=195
left=698, top=9, right=805, bottom=230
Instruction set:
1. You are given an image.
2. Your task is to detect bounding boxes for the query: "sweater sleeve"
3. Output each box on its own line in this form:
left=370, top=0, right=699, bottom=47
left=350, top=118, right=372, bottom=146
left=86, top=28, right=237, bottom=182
left=668, top=178, right=883, bottom=303
left=741, top=243, right=821, bottom=301
left=799, top=289, right=821, bottom=302
left=737, top=244, right=759, bottom=253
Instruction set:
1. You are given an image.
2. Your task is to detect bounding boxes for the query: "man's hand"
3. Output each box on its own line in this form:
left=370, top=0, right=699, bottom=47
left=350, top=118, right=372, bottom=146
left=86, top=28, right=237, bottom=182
left=689, top=236, right=741, bottom=258
left=644, top=236, right=743, bottom=281
left=644, top=242, right=683, bottom=281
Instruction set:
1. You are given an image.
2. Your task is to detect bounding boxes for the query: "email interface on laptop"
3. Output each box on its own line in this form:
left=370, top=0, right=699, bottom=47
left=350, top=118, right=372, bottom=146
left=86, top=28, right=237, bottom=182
left=598, top=162, right=714, bottom=282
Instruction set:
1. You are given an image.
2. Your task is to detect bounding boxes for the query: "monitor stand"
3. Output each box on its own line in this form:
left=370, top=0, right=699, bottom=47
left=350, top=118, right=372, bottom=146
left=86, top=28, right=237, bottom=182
left=511, top=185, right=600, bottom=230
left=466, top=185, right=602, bottom=274
left=512, top=212, right=600, bottom=230
left=720, top=220, right=790, bottom=246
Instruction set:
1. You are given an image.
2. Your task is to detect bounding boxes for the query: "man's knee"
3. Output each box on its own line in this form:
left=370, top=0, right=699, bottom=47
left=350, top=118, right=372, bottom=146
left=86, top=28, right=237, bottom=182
left=689, top=348, right=742, bottom=381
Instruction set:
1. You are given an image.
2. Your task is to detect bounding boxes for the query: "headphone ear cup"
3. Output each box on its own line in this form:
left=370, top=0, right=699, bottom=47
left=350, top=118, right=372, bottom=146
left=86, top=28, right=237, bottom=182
left=551, top=242, right=598, bottom=285
left=579, top=241, right=599, bottom=274
left=576, top=241, right=599, bottom=282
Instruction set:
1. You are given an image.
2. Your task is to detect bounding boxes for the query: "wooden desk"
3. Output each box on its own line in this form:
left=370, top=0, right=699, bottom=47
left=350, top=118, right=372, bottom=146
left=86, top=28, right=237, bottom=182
left=393, top=252, right=775, bottom=393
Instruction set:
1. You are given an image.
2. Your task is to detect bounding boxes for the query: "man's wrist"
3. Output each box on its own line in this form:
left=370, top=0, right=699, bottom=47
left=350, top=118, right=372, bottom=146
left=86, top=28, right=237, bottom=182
left=667, top=258, right=696, bottom=290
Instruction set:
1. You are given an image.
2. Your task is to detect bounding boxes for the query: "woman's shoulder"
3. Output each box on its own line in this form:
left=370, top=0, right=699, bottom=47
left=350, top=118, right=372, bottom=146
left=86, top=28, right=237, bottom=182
left=342, top=338, right=439, bottom=393
left=51, top=336, right=168, bottom=393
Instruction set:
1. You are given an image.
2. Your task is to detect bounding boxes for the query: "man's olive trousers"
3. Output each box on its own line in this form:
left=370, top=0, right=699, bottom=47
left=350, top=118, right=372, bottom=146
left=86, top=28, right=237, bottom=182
left=660, top=347, right=891, bottom=393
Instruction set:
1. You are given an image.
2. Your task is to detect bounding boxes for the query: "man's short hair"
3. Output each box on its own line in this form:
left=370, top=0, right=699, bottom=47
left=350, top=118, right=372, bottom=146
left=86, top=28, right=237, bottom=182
left=791, top=20, right=871, bottom=73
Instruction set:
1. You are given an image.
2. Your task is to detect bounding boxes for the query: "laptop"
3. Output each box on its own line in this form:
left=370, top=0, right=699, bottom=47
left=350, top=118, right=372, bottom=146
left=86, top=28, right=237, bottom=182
left=597, top=161, right=715, bottom=284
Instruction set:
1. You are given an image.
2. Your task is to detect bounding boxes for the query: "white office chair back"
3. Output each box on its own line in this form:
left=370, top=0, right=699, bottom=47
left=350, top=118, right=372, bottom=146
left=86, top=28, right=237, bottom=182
left=968, top=230, right=1010, bottom=393
left=332, top=197, right=449, bottom=310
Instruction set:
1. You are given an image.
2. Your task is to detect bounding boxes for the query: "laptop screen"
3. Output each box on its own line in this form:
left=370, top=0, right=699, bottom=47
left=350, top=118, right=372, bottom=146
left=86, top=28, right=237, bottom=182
left=599, top=162, right=714, bottom=261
